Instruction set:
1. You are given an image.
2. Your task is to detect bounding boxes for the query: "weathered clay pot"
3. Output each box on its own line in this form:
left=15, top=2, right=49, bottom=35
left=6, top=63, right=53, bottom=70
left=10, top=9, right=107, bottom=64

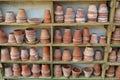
left=94, top=64, right=101, bottom=76
left=13, top=64, right=21, bottom=76
left=108, top=50, right=116, bottom=62
left=42, top=46, right=50, bottom=61
left=106, top=66, right=115, bottom=78
left=63, top=28, right=72, bottom=44
left=29, top=47, right=39, bottom=61
left=115, top=66, right=120, bottom=79
left=99, top=35, right=106, bottom=44
left=72, top=67, right=81, bottom=78
left=90, top=33, right=98, bottom=44
left=83, top=67, right=93, bottom=78
left=8, top=32, right=16, bottom=43
left=83, top=27, right=90, bottom=44
left=54, top=65, right=62, bottom=78
left=21, top=48, right=29, bottom=61
left=54, top=29, right=62, bottom=43
left=54, top=48, right=62, bottom=61
left=112, top=28, right=120, bottom=42
left=5, top=11, right=15, bottom=23
left=95, top=50, right=102, bottom=61
left=21, top=64, right=31, bottom=77
left=0, top=29, right=7, bottom=43
left=62, top=65, right=71, bottom=78
left=10, top=47, right=20, bottom=61
left=55, top=5, right=63, bottom=12
left=41, top=64, right=50, bottom=77
left=114, top=8, right=120, bottom=22
left=62, top=49, right=71, bottom=61
left=1, top=47, right=10, bottom=61
left=32, top=64, right=41, bottom=77
left=44, top=9, right=51, bottom=23
left=5, top=66, right=13, bottom=77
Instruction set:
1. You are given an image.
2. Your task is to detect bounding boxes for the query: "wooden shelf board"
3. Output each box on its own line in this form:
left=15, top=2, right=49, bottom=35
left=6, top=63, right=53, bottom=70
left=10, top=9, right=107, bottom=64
left=113, top=23, right=120, bottom=26
left=105, top=78, right=118, bottom=80
left=106, top=62, right=120, bottom=65
left=110, top=44, right=120, bottom=47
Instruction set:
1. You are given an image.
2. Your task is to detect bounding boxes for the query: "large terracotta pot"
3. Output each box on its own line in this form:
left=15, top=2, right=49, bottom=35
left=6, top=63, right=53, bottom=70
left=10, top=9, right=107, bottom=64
left=41, top=64, right=50, bottom=77
left=42, top=46, right=50, bottom=61
left=54, top=48, right=62, bottom=61
left=5, top=66, right=13, bottom=77
left=72, top=67, right=81, bottom=78
left=13, top=64, right=21, bottom=76
left=5, top=11, right=15, bottom=23
left=62, top=49, right=71, bottom=61
left=21, top=64, right=31, bottom=77
left=54, top=29, right=62, bottom=43
left=1, top=47, right=10, bottom=61
left=62, top=65, right=71, bottom=78
left=83, top=27, right=90, bottom=44
left=54, top=65, right=62, bottom=78
left=32, top=64, right=41, bottom=77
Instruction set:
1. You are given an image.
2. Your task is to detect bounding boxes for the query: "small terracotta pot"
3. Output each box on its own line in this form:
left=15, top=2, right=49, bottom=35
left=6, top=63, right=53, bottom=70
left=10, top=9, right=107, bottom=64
left=21, top=48, right=29, bottom=61
left=62, top=65, right=71, bottom=78
left=16, top=9, right=27, bottom=20
left=90, top=33, right=98, bottom=44
left=114, top=8, right=120, bottom=22
left=54, top=48, right=62, bottom=61
left=72, top=67, right=81, bottom=78
left=108, top=50, right=116, bottom=62
left=94, top=64, right=101, bottom=76
left=13, top=64, right=21, bottom=76
left=8, top=32, right=16, bottom=43
left=106, top=66, right=115, bottom=78
left=41, top=64, right=50, bottom=77
left=95, top=50, right=102, bottom=61
left=44, top=9, right=51, bottom=23
left=99, top=35, right=106, bottom=44
left=5, top=66, right=13, bottom=77
left=5, top=11, right=15, bottom=23
left=83, top=27, right=90, bottom=44
left=10, top=47, right=20, bottom=61
left=0, top=29, right=7, bottom=44
left=1, top=47, right=10, bottom=61
left=54, top=29, right=62, bottom=43
left=42, top=46, right=50, bottom=61
left=83, top=67, right=93, bottom=78
left=62, top=49, right=71, bottom=61
left=32, top=64, right=40, bottom=77
left=21, top=64, right=31, bottom=77
left=55, top=5, right=63, bottom=12
left=54, top=65, right=62, bottom=78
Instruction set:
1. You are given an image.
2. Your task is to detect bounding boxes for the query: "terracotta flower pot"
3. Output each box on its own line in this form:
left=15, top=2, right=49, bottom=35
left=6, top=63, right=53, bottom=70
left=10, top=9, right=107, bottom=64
left=21, top=64, right=31, bottom=77
left=5, top=11, right=15, bottom=23
left=108, top=50, right=116, bottom=62
left=8, top=32, right=16, bottom=43
left=94, top=64, right=101, bottom=76
left=14, top=29, right=24, bottom=43
left=10, top=47, right=20, bottom=61
left=90, top=33, right=98, bottom=44
left=29, top=47, right=39, bottom=61
left=63, top=28, right=72, bottom=44
left=21, top=48, right=29, bottom=61
left=42, top=46, right=50, bottom=61
left=114, top=8, right=120, bottom=22
left=83, top=27, right=90, bottom=44
left=44, top=9, right=51, bottom=23
left=117, top=49, right=120, bottom=62
left=13, top=64, right=21, bottom=76
left=54, top=29, right=62, bottom=43
left=62, top=65, right=71, bottom=78
left=99, top=35, right=106, bottom=44
left=5, top=66, right=13, bottom=77
left=72, top=47, right=82, bottom=62
left=62, top=49, right=71, bottom=61
left=95, top=50, right=102, bottom=61
left=0, top=9, right=3, bottom=22
left=72, top=67, right=81, bottom=78
left=1, top=47, right=10, bottom=61
left=54, top=65, right=62, bottom=78
left=0, top=29, right=7, bottom=44
left=41, top=64, right=50, bottom=77
left=32, top=64, right=41, bottom=77
left=106, top=66, right=115, bottom=78
left=83, top=67, right=93, bottom=78
left=40, top=29, right=50, bottom=44
left=54, top=48, right=62, bottom=61
left=115, top=66, right=120, bottom=79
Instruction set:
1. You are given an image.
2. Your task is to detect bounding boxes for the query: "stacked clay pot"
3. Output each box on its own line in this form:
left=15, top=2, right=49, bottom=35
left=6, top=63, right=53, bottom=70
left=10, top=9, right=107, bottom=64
left=90, top=33, right=98, bottom=44
left=0, top=29, right=7, bottom=43
left=41, top=64, right=50, bottom=77
left=99, top=35, right=106, bottom=44
left=62, top=65, right=71, bottom=78
left=108, top=50, right=116, bottom=62
left=40, top=29, right=50, bottom=44
left=16, top=9, right=27, bottom=23
left=54, top=48, right=62, bottom=61
left=21, top=48, right=29, bottom=61
left=106, top=66, right=115, bottom=78
left=13, top=64, right=21, bottom=76
left=115, top=66, right=120, bottom=79
left=111, top=28, right=120, bottom=44
left=114, top=8, right=120, bottom=23
left=1, top=47, right=10, bottom=61
left=32, top=64, right=41, bottom=77
left=72, top=67, right=81, bottom=78
left=117, top=49, right=120, bottom=62
left=42, top=46, right=50, bottom=61
left=62, top=49, right=71, bottom=61
left=10, top=47, right=20, bottom=61
left=94, top=64, right=101, bottom=76
left=29, top=47, right=39, bottom=61
left=73, top=29, right=82, bottom=44
left=21, top=64, right=31, bottom=77
left=83, top=67, right=93, bottom=78
left=44, top=9, right=51, bottom=23
left=5, top=66, right=13, bottom=77
left=54, top=29, right=62, bottom=43
left=87, top=4, right=97, bottom=22
left=98, top=3, right=108, bottom=22
left=72, top=47, right=82, bottom=62
left=54, top=65, right=62, bottom=78
left=95, top=50, right=102, bottom=61
left=63, top=28, right=72, bottom=44
left=83, top=27, right=90, bottom=43
left=5, top=11, right=15, bottom=23
left=64, top=7, right=75, bottom=23
left=8, top=32, right=16, bottom=43
left=76, top=8, right=85, bottom=23
left=55, top=5, right=64, bottom=23
left=0, top=9, right=3, bottom=22
left=84, top=47, right=94, bottom=62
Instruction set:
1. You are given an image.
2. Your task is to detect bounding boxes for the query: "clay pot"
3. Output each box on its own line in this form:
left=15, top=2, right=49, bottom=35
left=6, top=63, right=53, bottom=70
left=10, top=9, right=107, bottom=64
left=72, top=67, right=81, bottom=78
left=73, top=29, right=82, bottom=44
left=40, top=29, right=50, bottom=44
left=54, top=29, right=62, bottom=43
left=25, top=28, right=36, bottom=43
left=106, top=66, right=115, bottom=78
left=63, top=28, right=72, bottom=44
left=10, top=47, right=20, bottom=61
left=112, top=28, right=120, bottom=41
left=83, top=27, right=90, bottom=44
left=83, top=67, right=93, bottom=78
left=13, top=64, right=21, bottom=76
left=8, top=32, right=16, bottom=43
left=94, top=64, right=101, bottom=76
left=115, top=66, right=120, bottom=79
left=62, top=49, right=71, bottom=61
left=28, top=18, right=43, bottom=24
left=54, top=65, right=62, bottom=78
left=99, top=35, right=106, bottom=44
left=32, top=64, right=40, bottom=77
left=108, top=50, right=116, bottom=62
left=42, top=46, right=50, bottom=61
left=41, top=64, right=50, bottom=77
left=1, top=47, right=10, bottom=61
left=90, top=33, right=98, bottom=44
left=5, top=66, right=13, bottom=77
left=72, top=47, right=82, bottom=62
left=21, top=64, right=31, bottom=77
left=0, top=9, right=3, bottom=22
left=5, top=11, right=15, bottom=23
left=62, top=65, right=71, bottom=78
left=14, top=29, right=24, bottom=43
left=29, top=47, right=39, bottom=61
left=21, top=48, right=29, bottom=61
left=54, top=48, right=62, bottom=61
left=55, top=5, right=63, bottom=13
left=117, top=49, right=120, bottom=62
left=95, top=50, right=102, bottom=61
left=0, top=29, right=7, bottom=44
left=114, top=8, right=120, bottom=22
left=44, top=9, right=51, bottom=23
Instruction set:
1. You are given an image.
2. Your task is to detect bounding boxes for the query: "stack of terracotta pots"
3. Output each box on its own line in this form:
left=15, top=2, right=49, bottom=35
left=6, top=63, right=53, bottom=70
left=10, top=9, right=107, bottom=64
left=76, top=8, right=85, bottom=23
left=16, top=9, right=27, bottom=23
left=55, top=5, right=64, bottom=23
left=72, top=47, right=82, bottom=62
left=95, top=50, right=102, bottom=61
left=117, top=49, right=120, bottom=62
left=0, top=29, right=7, bottom=43
left=54, top=29, right=62, bottom=43
left=1, top=47, right=10, bottom=61
left=21, top=48, right=29, bottom=61
left=54, top=48, right=62, bottom=61
left=5, top=66, right=13, bottom=77
left=111, top=28, right=120, bottom=44
left=41, top=64, right=50, bottom=77
left=73, top=29, right=82, bottom=44
left=83, top=27, right=90, bottom=43
left=0, top=9, right=3, bottom=22
left=44, top=9, right=51, bottom=23
left=54, top=65, right=62, bottom=78
left=94, top=64, right=101, bottom=76
left=98, top=3, right=108, bottom=22
left=13, top=64, right=21, bottom=76
left=88, top=4, right=97, bottom=22
left=32, top=64, right=41, bottom=77
left=5, top=11, right=15, bottom=23
left=115, top=66, right=120, bottom=79
left=83, top=67, right=93, bottom=78
left=62, top=65, right=71, bottom=78
left=84, top=47, right=94, bottom=62
left=72, top=67, right=81, bottom=78
left=21, top=64, right=31, bottom=77
left=42, top=46, right=50, bottom=61
left=63, top=28, right=72, bottom=44
left=64, top=7, right=75, bottom=23
left=40, top=29, right=50, bottom=44
left=90, top=33, right=98, bottom=44
left=106, top=66, right=115, bottom=78
left=8, top=32, right=16, bottom=43
left=99, top=35, right=106, bottom=44
left=114, top=8, right=120, bottom=23
left=62, top=49, right=71, bottom=61
left=108, top=50, right=116, bottom=62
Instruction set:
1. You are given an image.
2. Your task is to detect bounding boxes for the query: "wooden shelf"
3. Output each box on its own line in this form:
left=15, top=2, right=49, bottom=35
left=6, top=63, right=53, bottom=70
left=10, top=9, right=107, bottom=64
left=106, top=62, right=120, bottom=65
left=105, top=78, right=118, bottom=80
left=110, top=44, right=120, bottom=47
